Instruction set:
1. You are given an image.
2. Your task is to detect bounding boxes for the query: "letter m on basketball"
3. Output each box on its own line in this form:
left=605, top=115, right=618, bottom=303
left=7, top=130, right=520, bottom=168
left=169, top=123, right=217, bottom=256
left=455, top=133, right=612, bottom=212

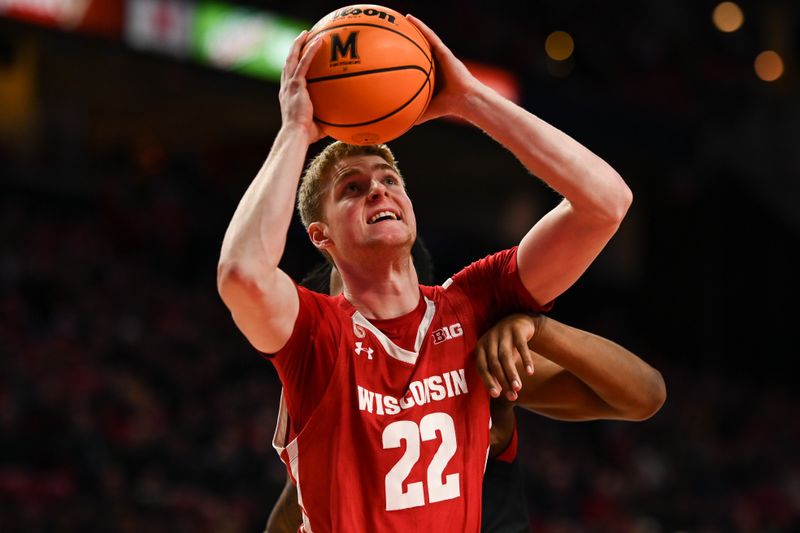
left=330, top=31, right=359, bottom=62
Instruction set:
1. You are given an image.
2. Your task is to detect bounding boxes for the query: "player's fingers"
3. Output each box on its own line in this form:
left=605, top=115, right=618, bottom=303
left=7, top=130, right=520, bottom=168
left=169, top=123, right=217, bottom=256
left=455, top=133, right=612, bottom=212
left=295, top=36, right=323, bottom=78
left=497, top=332, right=520, bottom=401
left=485, top=330, right=512, bottom=395
left=474, top=344, right=501, bottom=398
left=283, top=30, right=308, bottom=80
left=512, top=326, right=535, bottom=376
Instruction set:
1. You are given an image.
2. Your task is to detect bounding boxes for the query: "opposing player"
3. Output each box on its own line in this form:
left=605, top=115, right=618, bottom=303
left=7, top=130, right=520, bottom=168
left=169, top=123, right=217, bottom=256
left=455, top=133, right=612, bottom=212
left=476, top=313, right=668, bottom=532
left=218, top=13, right=654, bottom=531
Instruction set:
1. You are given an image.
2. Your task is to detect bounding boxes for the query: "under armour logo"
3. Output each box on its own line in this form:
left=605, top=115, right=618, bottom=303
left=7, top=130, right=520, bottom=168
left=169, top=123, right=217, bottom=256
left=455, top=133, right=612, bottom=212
left=354, top=342, right=374, bottom=360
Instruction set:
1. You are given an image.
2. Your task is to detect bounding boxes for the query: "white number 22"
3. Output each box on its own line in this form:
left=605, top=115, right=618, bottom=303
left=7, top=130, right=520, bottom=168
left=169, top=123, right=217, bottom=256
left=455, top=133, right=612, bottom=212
left=382, top=412, right=460, bottom=511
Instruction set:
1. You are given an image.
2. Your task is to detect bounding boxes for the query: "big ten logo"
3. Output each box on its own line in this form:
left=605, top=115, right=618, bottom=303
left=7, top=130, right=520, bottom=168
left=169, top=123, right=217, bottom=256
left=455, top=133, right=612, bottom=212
left=330, top=31, right=359, bottom=65
left=432, top=323, right=463, bottom=345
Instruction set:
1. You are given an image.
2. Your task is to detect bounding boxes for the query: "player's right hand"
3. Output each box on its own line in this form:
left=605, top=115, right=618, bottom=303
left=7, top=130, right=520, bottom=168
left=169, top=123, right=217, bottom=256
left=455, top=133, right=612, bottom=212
left=280, top=31, right=325, bottom=143
left=474, top=314, right=540, bottom=401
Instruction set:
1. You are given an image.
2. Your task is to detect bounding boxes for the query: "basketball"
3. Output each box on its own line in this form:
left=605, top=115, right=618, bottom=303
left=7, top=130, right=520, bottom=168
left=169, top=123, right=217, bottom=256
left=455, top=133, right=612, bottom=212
left=302, top=5, right=435, bottom=145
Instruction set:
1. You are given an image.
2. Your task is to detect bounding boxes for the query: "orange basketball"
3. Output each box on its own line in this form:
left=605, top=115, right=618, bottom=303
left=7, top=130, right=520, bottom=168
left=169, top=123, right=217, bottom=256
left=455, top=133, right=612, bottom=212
left=302, top=5, right=435, bottom=145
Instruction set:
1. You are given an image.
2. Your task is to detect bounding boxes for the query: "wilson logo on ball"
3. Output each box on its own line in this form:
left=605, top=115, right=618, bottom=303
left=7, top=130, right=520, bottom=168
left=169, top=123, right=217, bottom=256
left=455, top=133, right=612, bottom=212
left=331, top=7, right=397, bottom=24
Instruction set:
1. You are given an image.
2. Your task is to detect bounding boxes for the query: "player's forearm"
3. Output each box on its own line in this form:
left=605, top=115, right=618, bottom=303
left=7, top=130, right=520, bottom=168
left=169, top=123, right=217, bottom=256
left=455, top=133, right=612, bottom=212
left=460, top=85, right=632, bottom=222
left=265, top=504, right=302, bottom=533
left=530, top=316, right=666, bottom=420
left=219, top=125, right=312, bottom=277
left=266, top=475, right=303, bottom=533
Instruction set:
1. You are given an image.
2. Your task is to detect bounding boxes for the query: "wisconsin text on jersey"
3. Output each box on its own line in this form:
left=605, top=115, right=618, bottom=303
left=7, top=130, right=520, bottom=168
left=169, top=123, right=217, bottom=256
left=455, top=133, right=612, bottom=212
left=357, top=369, right=469, bottom=416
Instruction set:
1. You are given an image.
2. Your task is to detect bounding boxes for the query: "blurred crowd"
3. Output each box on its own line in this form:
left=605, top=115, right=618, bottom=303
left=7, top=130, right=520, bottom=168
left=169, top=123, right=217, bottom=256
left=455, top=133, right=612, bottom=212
left=1, top=162, right=284, bottom=532
left=1, top=143, right=799, bottom=533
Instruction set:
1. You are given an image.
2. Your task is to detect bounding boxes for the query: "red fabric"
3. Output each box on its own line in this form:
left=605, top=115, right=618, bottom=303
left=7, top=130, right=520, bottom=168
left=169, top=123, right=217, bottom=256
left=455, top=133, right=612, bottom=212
left=494, top=423, right=519, bottom=464
left=270, top=247, right=547, bottom=532
left=367, top=293, right=427, bottom=351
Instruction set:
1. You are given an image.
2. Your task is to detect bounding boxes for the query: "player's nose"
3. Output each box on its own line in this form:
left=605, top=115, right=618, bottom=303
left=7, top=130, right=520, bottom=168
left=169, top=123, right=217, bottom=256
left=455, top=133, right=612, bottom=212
left=367, top=179, right=388, bottom=201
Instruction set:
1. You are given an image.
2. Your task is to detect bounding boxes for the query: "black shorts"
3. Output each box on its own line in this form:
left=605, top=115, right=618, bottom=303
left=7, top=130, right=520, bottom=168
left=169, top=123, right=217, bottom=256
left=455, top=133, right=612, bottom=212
left=481, top=456, right=530, bottom=532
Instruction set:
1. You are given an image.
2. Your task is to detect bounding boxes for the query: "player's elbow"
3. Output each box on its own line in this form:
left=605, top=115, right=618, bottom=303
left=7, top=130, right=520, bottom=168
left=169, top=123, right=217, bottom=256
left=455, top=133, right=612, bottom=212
left=599, top=171, right=633, bottom=226
left=575, top=170, right=633, bottom=230
left=217, top=259, right=260, bottom=309
left=217, top=259, right=238, bottom=300
left=612, top=178, right=633, bottom=223
left=625, top=370, right=667, bottom=421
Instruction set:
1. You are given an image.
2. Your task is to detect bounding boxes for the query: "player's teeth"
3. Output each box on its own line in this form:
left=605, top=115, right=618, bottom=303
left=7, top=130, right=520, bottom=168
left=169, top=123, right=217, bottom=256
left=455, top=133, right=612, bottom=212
left=370, top=211, right=397, bottom=223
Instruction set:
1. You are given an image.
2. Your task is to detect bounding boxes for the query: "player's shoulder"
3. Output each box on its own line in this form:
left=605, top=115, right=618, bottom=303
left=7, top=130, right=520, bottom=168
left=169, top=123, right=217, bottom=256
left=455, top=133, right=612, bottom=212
left=439, top=247, right=520, bottom=292
left=420, top=282, right=458, bottom=302
left=282, top=286, right=355, bottom=356
left=420, top=281, right=472, bottom=316
left=454, top=247, right=519, bottom=276
left=419, top=283, right=441, bottom=297
left=296, top=284, right=352, bottom=319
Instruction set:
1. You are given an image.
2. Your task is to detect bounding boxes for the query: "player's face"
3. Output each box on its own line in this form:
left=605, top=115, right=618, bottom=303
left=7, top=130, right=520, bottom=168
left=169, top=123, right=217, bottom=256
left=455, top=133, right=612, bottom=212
left=317, top=155, right=416, bottom=256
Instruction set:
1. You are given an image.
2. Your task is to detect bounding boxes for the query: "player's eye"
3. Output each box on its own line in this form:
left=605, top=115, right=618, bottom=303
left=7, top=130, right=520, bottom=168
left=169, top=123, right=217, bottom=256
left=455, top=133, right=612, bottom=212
left=345, top=182, right=360, bottom=193
left=384, top=176, right=397, bottom=186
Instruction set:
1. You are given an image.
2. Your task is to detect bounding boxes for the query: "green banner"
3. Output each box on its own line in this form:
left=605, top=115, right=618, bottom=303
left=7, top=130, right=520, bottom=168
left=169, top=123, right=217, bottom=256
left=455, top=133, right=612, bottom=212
left=192, top=1, right=307, bottom=81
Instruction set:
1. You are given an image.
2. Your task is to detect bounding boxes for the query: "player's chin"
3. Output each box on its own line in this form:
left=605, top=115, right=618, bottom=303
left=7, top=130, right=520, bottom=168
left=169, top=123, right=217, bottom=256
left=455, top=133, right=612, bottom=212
left=365, top=226, right=414, bottom=247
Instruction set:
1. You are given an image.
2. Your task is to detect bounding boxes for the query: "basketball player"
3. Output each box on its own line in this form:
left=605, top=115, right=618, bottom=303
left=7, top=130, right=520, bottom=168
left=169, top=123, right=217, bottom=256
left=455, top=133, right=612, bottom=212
left=264, top=253, right=664, bottom=533
left=218, top=14, right=664, bottom=531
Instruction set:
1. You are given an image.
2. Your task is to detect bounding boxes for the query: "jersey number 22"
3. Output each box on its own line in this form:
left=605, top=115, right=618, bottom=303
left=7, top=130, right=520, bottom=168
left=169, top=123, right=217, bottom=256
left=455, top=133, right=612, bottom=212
left=382, top=412, right=460, bottom=511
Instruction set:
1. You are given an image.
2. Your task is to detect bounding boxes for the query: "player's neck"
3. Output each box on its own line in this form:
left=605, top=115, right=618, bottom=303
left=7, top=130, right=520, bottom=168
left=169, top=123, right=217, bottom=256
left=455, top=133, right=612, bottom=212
left=338, top=255, right=419, bottom=320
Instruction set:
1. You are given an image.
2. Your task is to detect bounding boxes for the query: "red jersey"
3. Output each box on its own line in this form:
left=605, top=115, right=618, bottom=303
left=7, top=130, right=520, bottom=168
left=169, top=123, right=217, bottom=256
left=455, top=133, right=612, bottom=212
left=270, top=248, right=546, bottom=532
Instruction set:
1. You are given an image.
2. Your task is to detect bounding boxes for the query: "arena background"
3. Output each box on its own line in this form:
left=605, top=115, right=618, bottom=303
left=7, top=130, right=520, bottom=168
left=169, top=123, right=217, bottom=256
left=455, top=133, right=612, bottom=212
left=1, top=1, right=799, bottom=531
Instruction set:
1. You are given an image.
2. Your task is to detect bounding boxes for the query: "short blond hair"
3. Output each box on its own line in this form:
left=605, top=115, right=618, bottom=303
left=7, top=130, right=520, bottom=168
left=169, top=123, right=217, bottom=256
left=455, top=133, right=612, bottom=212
left=297, top=141, right=400, bottom=228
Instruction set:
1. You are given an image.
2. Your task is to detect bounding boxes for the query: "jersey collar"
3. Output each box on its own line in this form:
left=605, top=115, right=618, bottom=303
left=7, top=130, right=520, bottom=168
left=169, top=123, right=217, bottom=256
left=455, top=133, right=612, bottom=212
left=348, top=295, right=436, bottom=365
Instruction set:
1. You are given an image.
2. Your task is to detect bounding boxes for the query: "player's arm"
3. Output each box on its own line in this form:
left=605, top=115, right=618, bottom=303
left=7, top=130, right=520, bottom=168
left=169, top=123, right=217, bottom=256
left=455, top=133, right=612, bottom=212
left=488, top=397, right=516, bottom=458
left=475, top=314, right=666, bottom=421
left=407, top=15, right=632, bottom=306
left=217, top=33, right=324, bottom=354
left=265, top=473, right=302, bottom=533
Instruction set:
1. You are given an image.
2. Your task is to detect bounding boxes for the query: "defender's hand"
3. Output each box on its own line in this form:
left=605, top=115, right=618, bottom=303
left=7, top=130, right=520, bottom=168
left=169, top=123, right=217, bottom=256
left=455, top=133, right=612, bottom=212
left=474, top=314, right=540, bottom=401
left=280, top=31, right=325, bottom=143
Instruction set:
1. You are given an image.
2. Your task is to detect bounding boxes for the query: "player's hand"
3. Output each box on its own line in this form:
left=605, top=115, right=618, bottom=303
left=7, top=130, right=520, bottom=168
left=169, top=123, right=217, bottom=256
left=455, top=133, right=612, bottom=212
left=474, top=314, right=540, bottom=401
left=280, top=31, right=326, bottom=144
left=405, top=14, right=481, bottom=124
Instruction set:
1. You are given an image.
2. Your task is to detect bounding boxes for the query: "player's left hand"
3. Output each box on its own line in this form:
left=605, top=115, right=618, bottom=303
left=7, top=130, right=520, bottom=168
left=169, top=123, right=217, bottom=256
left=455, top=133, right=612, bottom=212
left=474, top=314, right=540, bottom=401
left=405, top=14, right=482, bottom=124
left=280, top=30, right=326, bottom=144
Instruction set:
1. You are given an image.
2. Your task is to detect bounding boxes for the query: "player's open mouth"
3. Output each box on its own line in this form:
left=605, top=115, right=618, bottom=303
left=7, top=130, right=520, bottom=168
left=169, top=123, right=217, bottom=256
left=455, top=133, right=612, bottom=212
left=367, top=210, right=401, bottom=224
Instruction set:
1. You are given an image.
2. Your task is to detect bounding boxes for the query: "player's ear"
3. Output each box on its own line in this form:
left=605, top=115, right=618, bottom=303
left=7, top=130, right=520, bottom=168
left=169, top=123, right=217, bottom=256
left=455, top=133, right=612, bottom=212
left=309, top=222, right=332, bottom=250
